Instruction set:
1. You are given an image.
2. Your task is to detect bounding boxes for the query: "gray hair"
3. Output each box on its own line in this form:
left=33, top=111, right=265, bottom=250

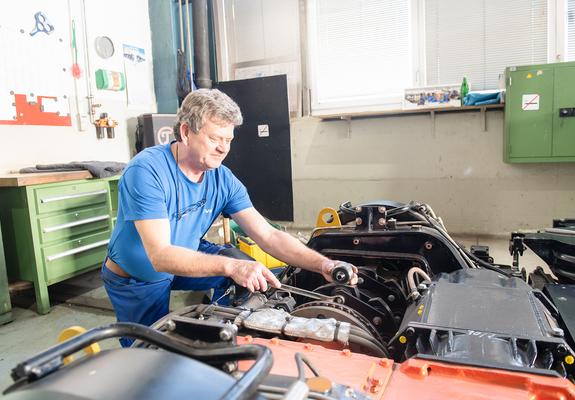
left=173, top=89, right=243, bottom=141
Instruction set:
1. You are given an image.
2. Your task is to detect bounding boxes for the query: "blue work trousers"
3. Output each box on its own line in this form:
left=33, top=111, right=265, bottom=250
left=102, top=242, right=231, bottom=347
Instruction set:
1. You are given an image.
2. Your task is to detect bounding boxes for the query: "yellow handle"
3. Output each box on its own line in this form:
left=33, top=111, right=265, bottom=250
left=58, top=326, right=101, bottom=365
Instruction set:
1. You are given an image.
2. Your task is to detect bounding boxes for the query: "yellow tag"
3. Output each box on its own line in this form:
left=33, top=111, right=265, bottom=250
left=526, top=73, right=533, bottom=79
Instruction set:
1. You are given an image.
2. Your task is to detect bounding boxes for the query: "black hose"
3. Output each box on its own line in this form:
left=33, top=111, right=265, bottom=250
left=9, top=323, right=272, bottom=400
left=462, top=247, right=512, bottom=277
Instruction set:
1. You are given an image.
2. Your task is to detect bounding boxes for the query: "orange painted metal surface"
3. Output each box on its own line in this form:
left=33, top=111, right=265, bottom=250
left=0, top=93, right=71, bottom=126
left=238, top=336, right=575, bottom=399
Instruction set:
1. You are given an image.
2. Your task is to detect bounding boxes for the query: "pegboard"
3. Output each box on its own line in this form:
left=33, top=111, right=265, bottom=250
left=0, top=0, right=72, bottom=126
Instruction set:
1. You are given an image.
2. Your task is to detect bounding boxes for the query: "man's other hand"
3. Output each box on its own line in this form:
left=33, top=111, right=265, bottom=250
left=320, top=260, right=359, bottom=285
left=228, top=260, right=281, bottom=292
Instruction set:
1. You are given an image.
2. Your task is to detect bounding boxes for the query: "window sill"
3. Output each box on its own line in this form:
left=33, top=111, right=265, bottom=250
left=316, top=104, right=504, bottom=121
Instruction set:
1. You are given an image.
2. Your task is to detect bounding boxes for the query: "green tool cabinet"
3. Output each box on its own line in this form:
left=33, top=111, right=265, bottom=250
left=0, top=172, right=119, bottom=314
left=504, top=61, right=575, bottom=163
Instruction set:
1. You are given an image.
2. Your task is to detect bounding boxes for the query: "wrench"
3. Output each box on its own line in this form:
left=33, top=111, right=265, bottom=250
left=277, top=284, right=344, bottom=303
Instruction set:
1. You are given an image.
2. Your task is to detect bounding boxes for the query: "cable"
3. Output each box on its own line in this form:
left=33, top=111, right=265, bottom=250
left=295, top=353, right=320, bottom=381
left=412, top=204, right=512, bottom=277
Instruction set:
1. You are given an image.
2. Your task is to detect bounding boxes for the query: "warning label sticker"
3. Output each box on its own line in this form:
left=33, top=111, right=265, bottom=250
left=522, top=94, right=540, bottom=111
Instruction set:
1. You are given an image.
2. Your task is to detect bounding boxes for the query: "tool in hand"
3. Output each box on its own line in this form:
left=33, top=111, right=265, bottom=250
left=331, top=261, right=355, bottom=284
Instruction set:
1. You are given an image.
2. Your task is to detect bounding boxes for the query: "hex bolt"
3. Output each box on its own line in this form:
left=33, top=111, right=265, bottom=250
left=405, top=327, right=416, bottom=336
left=387, top=294, right=396, bottom=302
left=424, top=241, right=433, bottom=250
left=223, top=362, right=237, bottom=373
left=220, top=328, right=233, bottom=341
left=378, top=206, right=386, bottom=213
left=552, top=327, right=565, bottom=337
left=165, top=319, right=176, bottom=332
left=355, top=206, right=362, bottom=212
left=373, top=316, right=383, bottom=326
left=378, top=218, right=386, bottom=226
left=355, top=217, right=363, bottom=225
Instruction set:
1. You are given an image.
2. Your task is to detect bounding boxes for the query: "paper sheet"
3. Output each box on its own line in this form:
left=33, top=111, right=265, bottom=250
left=123, top=44, right=154, bottom=107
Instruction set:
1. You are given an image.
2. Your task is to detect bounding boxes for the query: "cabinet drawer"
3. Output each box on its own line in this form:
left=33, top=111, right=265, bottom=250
left=34, top=181, right=109, bottom=215
left=38, top=206, right=110, bottom=244
left=42, top=231, right=110, bottom=283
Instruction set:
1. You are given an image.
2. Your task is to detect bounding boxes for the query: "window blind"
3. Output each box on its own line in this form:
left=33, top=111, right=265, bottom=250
left=568, top=0, right=575, bottom=61
left=309, top=0, right=412, bottom=111
left=425, top=0, right=548, bottom=90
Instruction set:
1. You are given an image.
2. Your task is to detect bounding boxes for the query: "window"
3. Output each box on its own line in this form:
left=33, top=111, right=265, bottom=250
left=568, top=0, right=575, bottom=60
left=425, top=0, right=548, bottom=90
left=425, top=0, right=547, bottom=90
left=303, top=0, right=566, bottom=115
left=307, top=0, right=416, bottom=115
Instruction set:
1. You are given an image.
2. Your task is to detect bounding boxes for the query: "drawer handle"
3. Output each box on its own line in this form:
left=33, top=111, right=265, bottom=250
left=43, top=215, right=111, bottom=233
left=47, top=239, right=110, bottom=262
left=41, top=189, right=108, bottom=204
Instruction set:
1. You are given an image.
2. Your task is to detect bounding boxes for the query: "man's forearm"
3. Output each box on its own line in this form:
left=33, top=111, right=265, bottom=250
left=258, top=230, right=329, bottom=273
left=149, top=245, right=232, bottom=277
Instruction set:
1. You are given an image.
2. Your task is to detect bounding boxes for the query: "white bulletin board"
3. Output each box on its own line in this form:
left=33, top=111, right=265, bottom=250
left=0, top=0, right=73, bottom=126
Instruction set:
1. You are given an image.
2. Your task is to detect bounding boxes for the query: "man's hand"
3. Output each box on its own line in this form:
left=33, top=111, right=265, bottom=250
left=228, top=259, right=282, bottom=292
left=320, top=260, right=359, bottom=285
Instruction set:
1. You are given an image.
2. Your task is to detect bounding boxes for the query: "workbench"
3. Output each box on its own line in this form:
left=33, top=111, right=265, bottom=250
left=0, top=171, right=119, bottom=314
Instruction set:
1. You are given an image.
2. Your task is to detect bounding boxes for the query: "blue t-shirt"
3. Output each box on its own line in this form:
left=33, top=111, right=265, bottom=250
left=107, top=142, right=252, bottom=282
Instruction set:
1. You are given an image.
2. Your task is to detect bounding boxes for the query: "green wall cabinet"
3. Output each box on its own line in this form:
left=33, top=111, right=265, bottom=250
left=505, top=61, right=575, bottom=163
left=0, top=175, right=119, bottom=314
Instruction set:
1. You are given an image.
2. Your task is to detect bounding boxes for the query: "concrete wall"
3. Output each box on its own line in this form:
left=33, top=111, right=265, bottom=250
left=290, top=111, right=575, bottom=234
left=0, top=0, right=156, bottom=174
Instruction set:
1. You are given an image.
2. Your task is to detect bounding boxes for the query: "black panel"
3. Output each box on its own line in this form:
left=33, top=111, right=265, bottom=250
left=136, top=114, right=176, bottom=152
left=216, top=75, right=293, bottom=221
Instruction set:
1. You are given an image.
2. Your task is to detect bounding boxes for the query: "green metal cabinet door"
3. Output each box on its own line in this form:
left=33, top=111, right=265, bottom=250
left=507, top=68, right=554, bottom=158
left=0, top=224, right=13, bottom=324
left=552, top=67, right=575, bottom=157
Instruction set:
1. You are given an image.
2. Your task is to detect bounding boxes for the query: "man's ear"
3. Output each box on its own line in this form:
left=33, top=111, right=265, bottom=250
left=179, top=123, right=190, bottom=145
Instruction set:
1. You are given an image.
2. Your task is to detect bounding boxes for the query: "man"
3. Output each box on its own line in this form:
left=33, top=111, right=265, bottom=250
left=102, top=89, right=357, bottom=346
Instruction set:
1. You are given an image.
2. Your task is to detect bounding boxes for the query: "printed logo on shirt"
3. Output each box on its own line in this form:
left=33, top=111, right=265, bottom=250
left=174, top=198, right=206, bottom=220
left=204, top=208, right=213, bottom=214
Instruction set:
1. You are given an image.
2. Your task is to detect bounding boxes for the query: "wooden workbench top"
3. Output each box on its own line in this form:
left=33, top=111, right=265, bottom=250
left=0, top=171, right=93, bottom=187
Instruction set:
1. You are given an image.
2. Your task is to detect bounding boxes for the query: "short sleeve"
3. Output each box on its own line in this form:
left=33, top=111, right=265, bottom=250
left=120, top=165, right=169, bottom=221
left=222, top=173, right=253, bottom=217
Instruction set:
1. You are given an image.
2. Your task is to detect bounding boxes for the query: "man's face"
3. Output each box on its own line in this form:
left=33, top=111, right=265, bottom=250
left=183, top=118, right=234, bottom=171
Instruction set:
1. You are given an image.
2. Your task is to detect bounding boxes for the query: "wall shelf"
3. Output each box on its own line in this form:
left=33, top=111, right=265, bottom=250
left=317, top=104, right=504, bottom=121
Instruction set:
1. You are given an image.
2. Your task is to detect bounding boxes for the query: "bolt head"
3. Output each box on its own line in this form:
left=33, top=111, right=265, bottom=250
left=220, top=328, right=233, bottom=341
left=223, top=362, right=237, bottom=373
left=165, top=320, right=176, bottom=331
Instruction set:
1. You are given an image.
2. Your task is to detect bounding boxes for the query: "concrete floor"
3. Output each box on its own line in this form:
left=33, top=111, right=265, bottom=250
left=0, top=234, right=550, bottom=393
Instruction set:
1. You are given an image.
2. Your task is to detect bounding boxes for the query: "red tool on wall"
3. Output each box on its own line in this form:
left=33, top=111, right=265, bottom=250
left=71, top=20, right=82, bottom=79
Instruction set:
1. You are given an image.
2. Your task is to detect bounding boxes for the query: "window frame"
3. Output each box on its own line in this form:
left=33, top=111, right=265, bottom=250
left=304, top=0, right=569, bottom=117
left=305, top=0, right=422, bottom=117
